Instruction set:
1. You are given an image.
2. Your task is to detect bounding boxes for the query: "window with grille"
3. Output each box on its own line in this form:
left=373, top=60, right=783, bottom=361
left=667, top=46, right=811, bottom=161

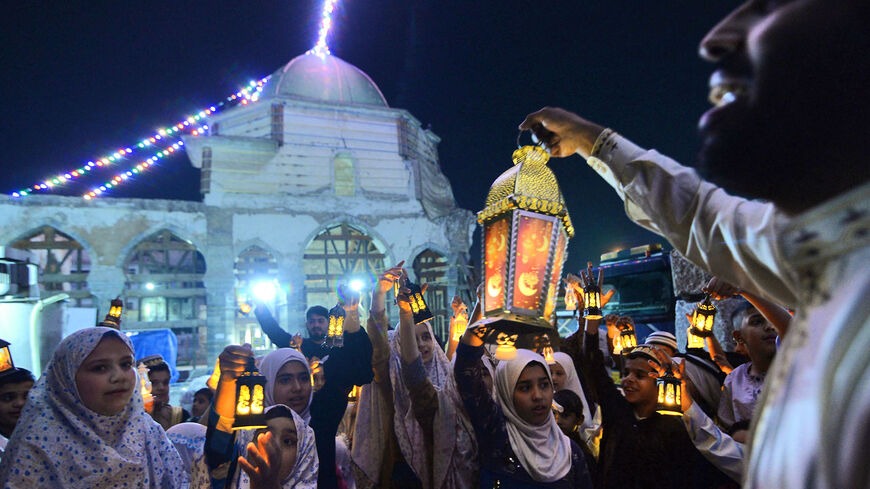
left=413, top=249, right=449, bottom=343
left=11, top=226, right=93, bottom=306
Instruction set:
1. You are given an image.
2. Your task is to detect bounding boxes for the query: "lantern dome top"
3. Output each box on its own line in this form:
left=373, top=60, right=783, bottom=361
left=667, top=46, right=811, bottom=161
left=262, top=52, right=389, bottom=107
left=478, top=145, right=574, bottom=237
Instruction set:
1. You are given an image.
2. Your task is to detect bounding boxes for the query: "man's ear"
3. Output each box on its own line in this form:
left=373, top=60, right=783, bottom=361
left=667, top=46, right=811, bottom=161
left=732, top=330, right=744, bottom=344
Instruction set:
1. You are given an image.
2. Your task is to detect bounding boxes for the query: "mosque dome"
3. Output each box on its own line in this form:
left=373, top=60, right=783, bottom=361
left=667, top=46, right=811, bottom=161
left=261, top=52, right=388, bottom=107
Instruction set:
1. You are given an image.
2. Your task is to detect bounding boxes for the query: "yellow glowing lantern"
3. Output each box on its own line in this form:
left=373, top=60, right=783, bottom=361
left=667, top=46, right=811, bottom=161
left=233, top=357, right=267, bottom=430
left=583, top=284, right=603, bottom=320
left=686, top=327, right=706, bottom=350
left=656, top=365, right=683, bottom=416
left=689, top=295, right=718, bottom=338
left=494, top=332, right=519, bottom=361
left=451, top=307, right=469, bottom=342
left=348, top=385, right=361, bottom=403
left=328, top=303, right=345, bottom=348
left=616, top=319, right=637, bottom=354
left=404, top=279, right=435, bottom=325
left=475, top=137, right=573, bottom=345
left=238, top=301, right=253, bottom=315
left=138, top=363, right=154, bottom=412
left=0, top=339, right=15, bottom=375
left=612, top=333, right=624, bottom=355
left=98, top=297, right=124, bottom=329
left=564, top=283, right=578, bottom=311
left=540, top=335, right=556, bottom=364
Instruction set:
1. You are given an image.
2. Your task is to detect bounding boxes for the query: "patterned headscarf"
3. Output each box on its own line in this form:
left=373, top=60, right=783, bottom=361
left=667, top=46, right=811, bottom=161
left=236, top=405, right=319, bottom=489
left=387, top=323, right=478, bottom=489
left=0, top=327, right=184, bottom=488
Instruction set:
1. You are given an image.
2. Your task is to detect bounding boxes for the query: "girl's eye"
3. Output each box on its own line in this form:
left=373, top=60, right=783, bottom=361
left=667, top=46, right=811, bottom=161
left=92, top=365, right=107, bottom=372
left=121, top=361, right=133, bottom=369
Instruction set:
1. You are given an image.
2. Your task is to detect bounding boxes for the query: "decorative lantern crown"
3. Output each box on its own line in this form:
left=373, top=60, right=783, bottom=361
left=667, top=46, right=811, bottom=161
left=474, top=136, right=573, bottom=344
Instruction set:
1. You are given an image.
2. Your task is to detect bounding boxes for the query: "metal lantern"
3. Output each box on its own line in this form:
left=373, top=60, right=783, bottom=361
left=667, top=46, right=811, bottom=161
left=537, top=335, right=556, bottom=364
left=328, top=303, right=345, bottom=348
left=689, top=295, right=717, bottom=338
left=583, top=284, right=603, bottom=319
left=0, top=339, right=15, bottom=375
left=656, top=365, right=683, bottom=416
left=232, top=357, right=267, bottom=431
left=405, top=279, right=435, bottom=325
left=686, top=327, right=706, bottom=350
left=475, top=140, right=573, bottom=344
left=98, top=297, right=124, bottom=329
left=616, top=320, right=637, bottom=354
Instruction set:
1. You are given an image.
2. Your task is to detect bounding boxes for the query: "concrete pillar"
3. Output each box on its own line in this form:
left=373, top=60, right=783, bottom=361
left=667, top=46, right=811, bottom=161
left=87, top=264, right=126, bottom=317
left=203, top=207, right=236, bottom=362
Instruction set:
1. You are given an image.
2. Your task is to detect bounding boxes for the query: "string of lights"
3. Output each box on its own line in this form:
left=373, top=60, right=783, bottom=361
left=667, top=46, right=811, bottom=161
left=11, top=77, right=269, bottom=198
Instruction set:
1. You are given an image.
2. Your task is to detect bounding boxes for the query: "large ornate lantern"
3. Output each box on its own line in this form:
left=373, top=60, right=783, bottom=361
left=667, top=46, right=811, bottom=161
left=656, top=364, right=683, bottom=416
left=583, top=284, right=603, bottom=320
left=98, top=298, right=124, bottom=329
left=475, top=138, right=573, bottom=344
left=328, top=303, right=345, bottom=348
left=232, top=357, right=267, bottom=430
left=0, top=339, right=15, bottom=375
left=689, top=295, right=717, bottom=338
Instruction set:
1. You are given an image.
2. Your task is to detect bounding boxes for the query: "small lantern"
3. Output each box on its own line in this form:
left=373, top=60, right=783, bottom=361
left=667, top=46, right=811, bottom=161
left=538, top=335, right=556, bottom=364
left=0, top=339, right=15, bottom=375
left=138, top=363, right=154, bottom=412
left=686, top=327, right=706, bottom=350
left=564, top=283, right=578, bottom=311
left=348, top=385, right=361, bottom=403
left=612, top=333, right=624, bottom=355
left=451, top=306, right=469, bottom=342
left=404, top=279, right=434, bottom=325
left=656, top=365, right=683, bottom=416
left=616, top=319, right=637, bottom=354
left=474, top=136, right=573, bottom=346
left=99, top=297, right=124, bottom=329
left=689, top=295, right=717, bottom=338
left=328, top=303, right=345, bottom=348
left=232, top=357, right=267, bottom=431
left=494, top=332, right=519, bottom=361
left=238, top=301, right=253, bottom=316
left=583, top=284, right=603, bottom=320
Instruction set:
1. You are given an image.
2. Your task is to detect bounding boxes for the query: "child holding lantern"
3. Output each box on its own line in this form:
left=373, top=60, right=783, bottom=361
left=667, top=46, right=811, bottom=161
left=574, top=264, right=729, bottom=489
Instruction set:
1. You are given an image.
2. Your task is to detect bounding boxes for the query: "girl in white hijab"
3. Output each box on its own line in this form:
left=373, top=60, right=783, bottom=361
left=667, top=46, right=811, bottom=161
left=550, top=351, right=602, bottom=452
left=0, top=327, right=184, bottom=488
left=454, top=332, right=593, bottom=488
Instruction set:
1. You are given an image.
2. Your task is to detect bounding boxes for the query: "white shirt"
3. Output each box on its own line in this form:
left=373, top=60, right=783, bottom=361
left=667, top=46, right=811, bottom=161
left=587, top=129, right=870, bottom=488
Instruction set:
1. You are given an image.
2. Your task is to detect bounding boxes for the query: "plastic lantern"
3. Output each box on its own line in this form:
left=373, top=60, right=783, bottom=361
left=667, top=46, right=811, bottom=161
left=328, top=303, right=345, bottom=348
left=494, top=332, right=519, bottom=361
left=475, top=137, right=573, bottom=344
left=539, top=335, right=556, bottom=364
left=583, top=284, right=603, bottom=320
left=0, top=339, right=15, bottom=375
left=232, top=357, right=267, bottom=430
left=451, top=306, right=469, bottom=342
left=656, top=365, right=683, bottom=416
left=689, top=295, right=718, bottom=338
left=138, top=363, right=154, bottom=412
left=99, top=297, right=124, bottom=329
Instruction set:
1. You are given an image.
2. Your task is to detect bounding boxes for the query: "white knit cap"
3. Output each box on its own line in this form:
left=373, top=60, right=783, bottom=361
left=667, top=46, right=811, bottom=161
left=645, top=331, right=678, bottom=351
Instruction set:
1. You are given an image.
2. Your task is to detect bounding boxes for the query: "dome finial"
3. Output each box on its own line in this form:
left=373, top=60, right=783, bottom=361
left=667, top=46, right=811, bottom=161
left=307, top=0, right=340, bottom=58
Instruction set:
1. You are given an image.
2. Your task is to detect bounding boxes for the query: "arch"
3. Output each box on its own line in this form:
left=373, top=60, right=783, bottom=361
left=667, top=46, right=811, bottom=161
left=10, top=225, right=95, bottom=306
left=117, top=223, right=205, bottom=270
left=234, top=245, right=282, bottom=350
left=122, top=229, right=207, bottom=368
left=302, top=222, right=387, bottom=310
left=413, top=248, right=450, bottom=342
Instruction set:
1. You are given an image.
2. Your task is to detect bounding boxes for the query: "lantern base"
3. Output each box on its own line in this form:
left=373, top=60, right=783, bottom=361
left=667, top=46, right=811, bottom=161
left=233, top=413, right=268, bottom=431
left=655, top=408, right=683, bottom=416
left=688, top=327, right=714, bottom=338
left=471, top=315, right=554, bottom=335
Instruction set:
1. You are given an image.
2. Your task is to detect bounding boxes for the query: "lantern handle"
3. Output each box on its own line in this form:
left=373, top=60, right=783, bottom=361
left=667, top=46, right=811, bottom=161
left=516, top=129, right=546, bottom=150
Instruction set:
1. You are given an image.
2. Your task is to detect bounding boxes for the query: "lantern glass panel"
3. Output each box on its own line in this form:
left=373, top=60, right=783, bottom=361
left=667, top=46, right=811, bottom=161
left=0, top=343, right=13, bottom=374
left=511, top=214, right=553, bottom=311
left=686, top=329, right=706, bottom=349
left=543, top=229, right=567, bottom=320
left=484, top=217, right=510, bottom=313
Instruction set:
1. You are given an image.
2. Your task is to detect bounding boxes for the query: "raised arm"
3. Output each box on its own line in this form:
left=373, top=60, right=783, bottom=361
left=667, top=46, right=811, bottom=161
left=254, top=303, right=293, bottom=348
left=704, top=276, right=793, bottom=339
left=521, top=108, right=798, bottom=309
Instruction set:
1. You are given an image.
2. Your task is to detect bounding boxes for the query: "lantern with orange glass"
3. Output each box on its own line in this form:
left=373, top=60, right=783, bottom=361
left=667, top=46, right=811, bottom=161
left=451, top=298, right=470, bottom=342
left=472, top=133, right=573, bottom=351
left=689, top=295, right=718, bottom=338
left=232, top=357, right=267, bottom=430
left=0, top=339, right=15, bottom=375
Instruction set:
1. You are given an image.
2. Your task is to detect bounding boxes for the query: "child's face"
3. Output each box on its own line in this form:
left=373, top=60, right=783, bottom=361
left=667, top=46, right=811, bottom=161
left=273, top=361, right=312, bottom=415
left=0, top=380, right=34, bottom=434
left=549, top=362, right=567, bottom=392
left=192, top=393, right=210, bottom=418
left=554, top=410, right=580, bottom=435
left=75, top=336, right=136, bottom=416
left=512, top=363, right=554, bottom=426
left=621, top=357, right=658, bottom=407
left=149, top=370, right=171, bottom=406
left=736, top=307, right=778, bottom=362
left=414, top=322, right=435, bottom=364
left=256, top=416, right=298, bottom=482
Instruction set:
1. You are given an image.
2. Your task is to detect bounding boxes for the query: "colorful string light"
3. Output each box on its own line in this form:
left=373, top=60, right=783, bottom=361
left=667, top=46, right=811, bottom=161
left=308, top=0, right=340, bottom=58
left=11, top=77, right=269, bottom=198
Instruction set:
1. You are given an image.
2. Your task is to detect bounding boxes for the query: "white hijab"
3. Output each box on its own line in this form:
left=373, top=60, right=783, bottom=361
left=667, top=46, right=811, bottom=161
left=495, top=349, right=572, bottom=483
left=0, top=327, right=184, bottom=488
left=259, top=348, right=313, bottom=421
left=166, top=422, right=211, bottom=489
left=237, top=405, right=319, bottom=489
left=551, top=352, right=593, bottom=427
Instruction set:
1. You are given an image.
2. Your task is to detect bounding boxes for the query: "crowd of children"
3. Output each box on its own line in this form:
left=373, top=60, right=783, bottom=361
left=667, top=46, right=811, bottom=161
left=0, top=261, right=791, bottom=489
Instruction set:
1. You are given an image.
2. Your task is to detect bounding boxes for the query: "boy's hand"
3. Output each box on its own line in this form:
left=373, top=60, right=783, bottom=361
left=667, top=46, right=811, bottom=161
left=703, top=276, right=741, bottom=300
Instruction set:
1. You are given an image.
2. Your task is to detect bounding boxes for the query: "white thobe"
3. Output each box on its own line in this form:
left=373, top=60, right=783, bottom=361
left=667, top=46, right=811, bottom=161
left=586, top=129, right=870, bottom=488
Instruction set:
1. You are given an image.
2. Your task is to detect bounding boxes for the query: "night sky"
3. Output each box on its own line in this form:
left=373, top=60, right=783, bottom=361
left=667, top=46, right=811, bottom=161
left=1, top=1, right=737, bottom=275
